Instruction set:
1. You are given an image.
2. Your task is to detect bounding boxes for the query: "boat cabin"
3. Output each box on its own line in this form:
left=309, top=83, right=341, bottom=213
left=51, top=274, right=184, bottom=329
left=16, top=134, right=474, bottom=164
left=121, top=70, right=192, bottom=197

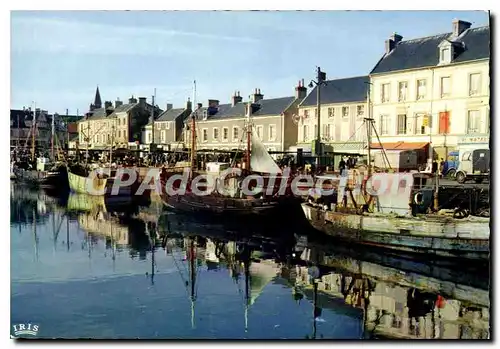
left=36, top=157, right=54, bottom=172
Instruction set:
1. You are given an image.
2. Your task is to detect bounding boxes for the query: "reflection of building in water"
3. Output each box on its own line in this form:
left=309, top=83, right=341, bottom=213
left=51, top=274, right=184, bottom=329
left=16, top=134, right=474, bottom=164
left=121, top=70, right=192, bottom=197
left=78, top=212, right=129, bottom=245
left=289, top=262, right=489, bottom=339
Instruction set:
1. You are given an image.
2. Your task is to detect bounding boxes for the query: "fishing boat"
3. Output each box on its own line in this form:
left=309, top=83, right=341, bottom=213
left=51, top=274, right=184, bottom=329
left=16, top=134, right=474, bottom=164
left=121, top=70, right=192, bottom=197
left=300, top=117, right=490, bottom=262
left=67, top=167, right=139, bottom=197
left=12, top=109, right=68, bottom=189
left=161, top=92, right=298, bottom=219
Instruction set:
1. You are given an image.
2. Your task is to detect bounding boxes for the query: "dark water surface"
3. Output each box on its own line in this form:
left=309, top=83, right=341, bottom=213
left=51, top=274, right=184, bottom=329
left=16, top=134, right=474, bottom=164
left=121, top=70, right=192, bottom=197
left=10, top=184, right=490, bottom=339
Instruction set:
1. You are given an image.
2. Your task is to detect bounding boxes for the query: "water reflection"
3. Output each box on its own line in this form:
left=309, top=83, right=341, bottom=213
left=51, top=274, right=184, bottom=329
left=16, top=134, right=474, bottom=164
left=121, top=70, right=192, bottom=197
left=10, top=185, right=490, bottom=339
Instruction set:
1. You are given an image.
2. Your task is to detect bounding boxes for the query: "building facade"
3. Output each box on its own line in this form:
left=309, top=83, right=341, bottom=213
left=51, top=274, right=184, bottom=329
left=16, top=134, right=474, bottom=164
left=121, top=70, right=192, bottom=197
left=141, top=99, right=192, bottom=150
left=296, top=76, right=369, bottom=162
left=369, top=19, right=490, bottom=161
left=184, top=83, right=306, bottom=154
left=78, top=90, right=162, bottom=150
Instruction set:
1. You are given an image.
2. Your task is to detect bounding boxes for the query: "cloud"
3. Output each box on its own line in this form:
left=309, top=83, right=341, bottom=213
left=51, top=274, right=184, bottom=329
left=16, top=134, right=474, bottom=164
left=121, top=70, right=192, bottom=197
left=10, top=16, right=259, bottom=57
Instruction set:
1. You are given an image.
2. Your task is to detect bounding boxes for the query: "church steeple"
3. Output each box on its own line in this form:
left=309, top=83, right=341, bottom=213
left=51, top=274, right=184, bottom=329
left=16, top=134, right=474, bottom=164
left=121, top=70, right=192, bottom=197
left=93, top=86, right=102, bottom=109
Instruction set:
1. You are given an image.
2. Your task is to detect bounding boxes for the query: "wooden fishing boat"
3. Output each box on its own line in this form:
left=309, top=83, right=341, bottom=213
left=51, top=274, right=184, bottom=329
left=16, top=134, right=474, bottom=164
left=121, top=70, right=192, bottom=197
left=13, top=159, right=67, bottom=189
left=161, top=99, right=298, bottom=219
left=67, top=168, right=139, bottom=197
left=301, top=171, right=490, bottom=262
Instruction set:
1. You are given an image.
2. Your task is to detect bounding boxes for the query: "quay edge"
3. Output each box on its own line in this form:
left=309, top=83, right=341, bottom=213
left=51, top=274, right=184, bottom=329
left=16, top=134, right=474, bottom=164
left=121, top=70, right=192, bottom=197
left=301, top=203, right=490, bottom=262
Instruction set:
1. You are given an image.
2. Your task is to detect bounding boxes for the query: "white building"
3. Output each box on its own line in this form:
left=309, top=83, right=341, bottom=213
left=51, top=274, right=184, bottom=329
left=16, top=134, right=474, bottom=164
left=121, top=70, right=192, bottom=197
left=296, top=76, right=369, bottom=165
left=369, top=19, right=490, bottom=163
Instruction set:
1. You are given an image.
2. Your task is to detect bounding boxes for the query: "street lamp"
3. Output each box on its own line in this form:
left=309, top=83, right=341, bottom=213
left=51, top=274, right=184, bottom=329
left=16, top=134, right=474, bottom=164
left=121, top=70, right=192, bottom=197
left=308, top=67, right=327, bottom=161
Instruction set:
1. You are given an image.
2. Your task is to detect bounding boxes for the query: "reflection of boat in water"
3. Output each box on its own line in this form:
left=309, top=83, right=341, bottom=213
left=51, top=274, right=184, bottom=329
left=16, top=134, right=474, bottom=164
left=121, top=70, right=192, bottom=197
left=284, top=240, right=490, bottom=339
left=78, top=211, right=130, bottom=246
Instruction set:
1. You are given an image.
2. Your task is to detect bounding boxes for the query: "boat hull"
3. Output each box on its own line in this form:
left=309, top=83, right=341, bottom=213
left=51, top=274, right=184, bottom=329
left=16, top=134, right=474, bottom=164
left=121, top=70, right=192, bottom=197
left=162, top=192, right=300, bottom=220
left=67, top=171, right=136, bottom=197
left=13, top=167, right=67, bottom=189
left=301, top=203, right=490, bottom=262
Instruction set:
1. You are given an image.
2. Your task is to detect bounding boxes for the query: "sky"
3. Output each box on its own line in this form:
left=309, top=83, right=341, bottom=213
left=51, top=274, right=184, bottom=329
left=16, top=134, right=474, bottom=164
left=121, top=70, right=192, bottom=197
left=10, top=10, right=489, bottom=115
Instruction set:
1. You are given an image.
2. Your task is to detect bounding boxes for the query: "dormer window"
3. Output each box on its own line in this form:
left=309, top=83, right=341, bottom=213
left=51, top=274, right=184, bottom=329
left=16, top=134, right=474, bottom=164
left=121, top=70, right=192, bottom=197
left=202, top=110, right=208, bottom=120
left=438, top=41, right=452, bottom=65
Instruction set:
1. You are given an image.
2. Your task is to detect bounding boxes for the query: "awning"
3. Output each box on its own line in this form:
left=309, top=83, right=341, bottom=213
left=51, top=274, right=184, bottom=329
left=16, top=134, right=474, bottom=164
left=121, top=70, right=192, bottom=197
left=328, top=142, right=366, bottom=154
left=370, top=142, right=429, bottom=150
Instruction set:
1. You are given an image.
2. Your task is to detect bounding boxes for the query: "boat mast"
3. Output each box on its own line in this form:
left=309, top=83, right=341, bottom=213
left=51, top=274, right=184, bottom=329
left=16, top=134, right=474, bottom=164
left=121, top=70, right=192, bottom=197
left=189, top=237, right=196, bottom=328
left=244, top=258, right=250, bottom=332
left=190, top=81, right=197, bottom=176
left=246, top=103, right=251, bottom=172
left=365, top=85, right=372, bottom=177
left=31, top=102, right=36, bottom=163
left=51, top=111, right=55, bottom=161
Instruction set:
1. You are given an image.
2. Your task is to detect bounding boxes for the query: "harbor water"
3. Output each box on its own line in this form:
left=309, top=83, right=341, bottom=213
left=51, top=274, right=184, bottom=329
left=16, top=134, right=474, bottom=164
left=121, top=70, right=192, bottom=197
left=10, top=184, right=490, bottom=339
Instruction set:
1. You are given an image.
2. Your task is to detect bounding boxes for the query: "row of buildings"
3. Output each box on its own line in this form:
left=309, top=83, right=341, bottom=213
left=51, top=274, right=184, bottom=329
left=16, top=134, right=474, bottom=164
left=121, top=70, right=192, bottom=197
left=12, top=19, right=489, bottom=164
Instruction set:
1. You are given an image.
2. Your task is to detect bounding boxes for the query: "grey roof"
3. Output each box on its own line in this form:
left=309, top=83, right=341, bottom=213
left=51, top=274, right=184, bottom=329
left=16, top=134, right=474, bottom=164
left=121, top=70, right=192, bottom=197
left=371, top=26, right=490, bottom=75
left=205, top=103, right=235, bottom=119
left=300, top=76, right=369, bottom=107
left=252, top=96, right=295, bottom=116
left=155, top=108, right=186, bottom=122
left=86, top=108, right=107, bottom=120
left=207, top=97, right=294, bottom=120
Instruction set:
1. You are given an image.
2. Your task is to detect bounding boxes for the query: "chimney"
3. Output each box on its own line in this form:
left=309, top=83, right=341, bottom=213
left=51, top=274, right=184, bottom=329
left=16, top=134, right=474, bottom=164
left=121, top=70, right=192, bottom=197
left=166, top=103, right=173, bottom=111
left=104, top=101, right=113, bottom=109
left=115, top=98, right=123, bottom=108
left=295, top=79, right=307, bottom=100
left=452, top=19, right=472, bottom=37
left=138, top=97, right=146, bottom=110
left=128, top=95, right=137, bottom=104
left=186, top=97, right=192, bottom=111
left=232, top=91, right=243, bottom=106
left=251, top=88, right=264, bottom=103
left=385, top=32, right=403, bottom=54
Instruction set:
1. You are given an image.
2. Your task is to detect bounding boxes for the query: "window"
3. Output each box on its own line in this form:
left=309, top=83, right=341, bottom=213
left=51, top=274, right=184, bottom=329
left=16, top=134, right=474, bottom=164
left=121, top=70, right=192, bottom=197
left=222, top=127, right=229, bottom=141
left=357, top=105, right=364, bottom=116
left=314, top=109, right=318, bottom=117
left=462, top=151, right=471, bottom=161
left=166, top=122, right=171, bottom=130
left=415, top=114, right=427, bottom=134
left=469, top=73, right=481, bottom=96
left=397, top=114, right=407, bottom=134
left=161, top=130, right=166, bottom=143
left=148, top=133, right=152, bottom=142
left=256, top=125, right=264, bottom=139
left=321, top=124, right=328, bottom=139
left=328, top=107, right=335, bottom=118
left=417, top=79, right=426, bottom=100
left=381, top=83, right=390, bottom=103
left=232, top=126, right=239, bottom=140
left=440, top=76, right=451, bottom=98
left=440, top=47, right=450, bottom=62
left=328, top=124, right=334, bottom=140
left=303, top=110, right=309, bottom=119
left=379, top=115, right=389, bottom=135
left=303, top=125, right=309, bottom=141
left=314, top=124, right=318, bottom=138
left=439, top=111, right=450, bottom=134
left=118, top=130, right=122, bottom=138
left=213, top=128, right=219, bottom=140
left=202, top=129, right=208, bottom=142
left=467, top=110, right=481, bottom=133
left=398, top=81, right=408, bottom=102
left=342, top=107, right=349, bottom=118
left=268, top=124, right=276, bottom=141
left=107, top=134, right=110, bottom=143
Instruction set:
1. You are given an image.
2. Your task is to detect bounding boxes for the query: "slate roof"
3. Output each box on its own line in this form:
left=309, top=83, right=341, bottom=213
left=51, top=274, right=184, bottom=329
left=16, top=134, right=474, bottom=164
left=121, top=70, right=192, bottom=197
left=371, top=26, right=490, bottom=75
left=206, top=97, right=294, bottom=120
left=155, top=108, right=186, bottom=122
left=300, top=76, right=369, bottom=107
left=108, top=103, right=137, bottom=117
left=252, top=96, right=295, bottom=116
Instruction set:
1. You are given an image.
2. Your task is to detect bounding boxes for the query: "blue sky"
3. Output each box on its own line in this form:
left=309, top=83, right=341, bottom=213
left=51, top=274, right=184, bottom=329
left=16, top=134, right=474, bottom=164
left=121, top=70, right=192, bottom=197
left=11, top=10, right=489, bottom=115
